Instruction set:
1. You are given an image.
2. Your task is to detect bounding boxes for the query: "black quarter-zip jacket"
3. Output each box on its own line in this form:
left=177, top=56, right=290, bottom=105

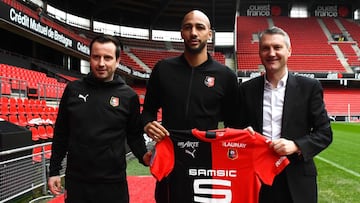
left=49, top=73, right=147, bottom=183
left=142, top=54, right=239, bottom=131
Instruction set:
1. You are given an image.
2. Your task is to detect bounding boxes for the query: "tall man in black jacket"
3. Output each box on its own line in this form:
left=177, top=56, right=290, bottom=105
left=141, top=10, right=240, bottom=203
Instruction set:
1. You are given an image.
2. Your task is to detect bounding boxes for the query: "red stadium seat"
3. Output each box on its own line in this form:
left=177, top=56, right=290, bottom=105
left=32, top=146, right=42, bottom=162
left=8, top=114, right=19, bottom=125
left=37, top=125, right=48, bottom=140
left=45, top=125, right=54, bottom=139
left=1, top=105, right=9, bottom=115
left=18, top=114, right=29, bottom=127
left=44, top=144, right=52, bottom=159
left=29, top=126, right=40, bottom=141
left=0, top=115, right=8, bottom=121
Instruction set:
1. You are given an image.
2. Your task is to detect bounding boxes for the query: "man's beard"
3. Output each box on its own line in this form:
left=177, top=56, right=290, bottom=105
left=184, top=40, right=207, bottom=54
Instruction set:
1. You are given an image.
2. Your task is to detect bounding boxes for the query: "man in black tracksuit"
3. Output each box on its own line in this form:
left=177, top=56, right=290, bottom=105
left=142, top=53, right=239, bottom=130
left=48, top=34, right=151, bottom=203
left=142, top=10, right=239, bottom=203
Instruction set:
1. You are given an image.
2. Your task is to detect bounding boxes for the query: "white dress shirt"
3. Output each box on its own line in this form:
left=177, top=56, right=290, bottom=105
left=262, top=72, right=288, bottom=140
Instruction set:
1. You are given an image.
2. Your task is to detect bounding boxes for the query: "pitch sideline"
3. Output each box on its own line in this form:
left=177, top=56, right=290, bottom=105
left=316, top=155, right=360, bottom=178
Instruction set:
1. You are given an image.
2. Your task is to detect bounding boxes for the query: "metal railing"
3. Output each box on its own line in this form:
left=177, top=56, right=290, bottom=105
left=0, top=137, right=150, bottom=203
left=0, top=143, right=66, bottom=203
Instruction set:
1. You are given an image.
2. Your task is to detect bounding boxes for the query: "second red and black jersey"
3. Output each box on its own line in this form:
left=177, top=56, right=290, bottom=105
left=150, top=128, right=290, bottom=203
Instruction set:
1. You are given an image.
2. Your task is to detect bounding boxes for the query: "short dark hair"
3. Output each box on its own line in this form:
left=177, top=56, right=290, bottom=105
left=259, top=26, right=291, bottom=48
left=89, top=34, right=122, bottom=59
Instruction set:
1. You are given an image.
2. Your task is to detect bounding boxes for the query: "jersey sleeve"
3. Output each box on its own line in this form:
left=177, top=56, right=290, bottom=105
left=253, top=133, right=290, bottom=185
left=149, top=136, right=175, bottom=181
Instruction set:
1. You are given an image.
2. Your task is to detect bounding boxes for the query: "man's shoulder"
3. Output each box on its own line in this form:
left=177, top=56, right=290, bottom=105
left=159, top=55, right=182, bottom=64
left=65, top=78, right=84, bottom=89
left=241, top=75, right=263, bottom=86
left=207, top=59, right=237, bottom=78
left=152, top=55, right=182, bottom=71
left=290, top=73, right=320, bottom=86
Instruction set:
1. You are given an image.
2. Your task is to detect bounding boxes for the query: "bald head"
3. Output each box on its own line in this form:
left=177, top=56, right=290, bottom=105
left=182, top=10, right=211, bottom=29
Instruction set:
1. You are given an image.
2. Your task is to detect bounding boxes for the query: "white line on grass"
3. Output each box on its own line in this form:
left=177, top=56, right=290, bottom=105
left=316, top=156, right=360, bottom=178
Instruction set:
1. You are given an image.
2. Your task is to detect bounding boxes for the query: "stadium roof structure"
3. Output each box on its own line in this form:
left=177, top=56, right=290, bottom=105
left=44, top=0, right=236, bottom=32
left=44, top=0, right=360, bottom=32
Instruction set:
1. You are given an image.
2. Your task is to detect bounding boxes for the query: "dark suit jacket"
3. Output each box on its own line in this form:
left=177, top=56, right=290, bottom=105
left=239, top=73, right=333, bottom=203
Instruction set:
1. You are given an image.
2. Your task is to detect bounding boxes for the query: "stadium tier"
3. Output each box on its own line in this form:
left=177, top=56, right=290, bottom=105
left=126, top=48, right=226, bottom=70
left=236, top=16, right=360, bottom=72
left=324, top=88, right=360, bottom=116
left=0, top=64, right=66, bottom=98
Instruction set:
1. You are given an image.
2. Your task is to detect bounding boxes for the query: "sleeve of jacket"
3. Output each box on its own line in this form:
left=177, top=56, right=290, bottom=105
left=127, top=93, right=148, bottom=166
left=236, top=83, right=250, bottom=129
left=222, top=69, right=241, bottom=128
left=293, top=79, right=333, bottom=161
left=141, top=62, right=162, bottom=127
left=49, top=84, right=71, bottom=176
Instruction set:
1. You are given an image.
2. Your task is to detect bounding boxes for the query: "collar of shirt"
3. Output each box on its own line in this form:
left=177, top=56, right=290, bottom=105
left=264, top=70, right=288, bottom=89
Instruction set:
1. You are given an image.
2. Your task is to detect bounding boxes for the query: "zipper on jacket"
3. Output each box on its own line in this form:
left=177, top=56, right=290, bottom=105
left=185, top=68, right=194, bottom=122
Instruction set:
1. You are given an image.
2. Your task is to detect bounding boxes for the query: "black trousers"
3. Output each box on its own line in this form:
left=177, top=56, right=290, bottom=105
left=259, top=172, right=293, bottom=203
left=154, top=178, right=169, bottom=203
left=64, top=178, right=129, bottom=203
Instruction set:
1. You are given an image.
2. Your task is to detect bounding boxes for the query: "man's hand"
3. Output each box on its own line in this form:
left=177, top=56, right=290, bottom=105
left=48, top=176, right=63, bottom=195
left=270, top=138, right=299, bottom=156
left=143, top=151, right=153, bottom=166
left=144, top=121, right=169, bottom=142
left=244, top=126, right=255, bottom=135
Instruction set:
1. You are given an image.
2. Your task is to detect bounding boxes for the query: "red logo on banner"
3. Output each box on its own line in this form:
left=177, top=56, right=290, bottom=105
left=338, top=6, right=349, bottom=17
left=271, top=6, right=282, bottom=16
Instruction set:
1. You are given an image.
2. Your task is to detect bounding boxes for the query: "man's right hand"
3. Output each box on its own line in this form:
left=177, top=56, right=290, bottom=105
left=144, top=121, right=169, bottom=142
left=48, top=176, right=63, bottom=195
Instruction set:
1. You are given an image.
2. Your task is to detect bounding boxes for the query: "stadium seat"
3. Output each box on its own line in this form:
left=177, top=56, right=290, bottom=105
left=29, top=126, right=40, bottom=142
left=47, top=114, right=56, bottom=124
left=9, top=104, right=17, bottom=115
left=32, top=146, right=42, bottom=163
left=17, top=114, right=28, bottom=126
left=17, top=104, right=25, bottom=115
left=16, top=98, right=24, bottom=107
left=1, top=82, right=11, bottom=95
left=9, top=97, right=17, bottom=106
left=0, top=114, right=8, bottom=121
left=44, top=144, right=52, bottom=159
left=45, top=125, right=54, bottom=139
left=8, top=114, right=19, bottom=125
left=37, top=125, right=48, bottom=140
left=0, top=97, right=9, bottom=105
left=1, top=105, right=9, bottom=115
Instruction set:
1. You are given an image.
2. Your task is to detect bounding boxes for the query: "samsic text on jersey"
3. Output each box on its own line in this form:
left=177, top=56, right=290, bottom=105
left=150, top=128, right=290, bottom=203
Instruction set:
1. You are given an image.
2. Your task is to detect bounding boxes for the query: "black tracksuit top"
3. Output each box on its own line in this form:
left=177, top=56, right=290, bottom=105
left=142, top=54, right=240, bottom=131
left=49, top=73, right=147, bottom=182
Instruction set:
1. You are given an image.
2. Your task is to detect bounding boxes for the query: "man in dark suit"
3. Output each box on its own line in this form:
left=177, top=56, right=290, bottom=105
left=239, top=26, right=333, bottom=203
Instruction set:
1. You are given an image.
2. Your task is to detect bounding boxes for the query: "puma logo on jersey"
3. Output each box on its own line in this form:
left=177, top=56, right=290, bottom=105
left=78, top=94, right=89, bottom=102
left=185, top=148, right=197, bottom=158
left=178, top=141, right=199, bottom=158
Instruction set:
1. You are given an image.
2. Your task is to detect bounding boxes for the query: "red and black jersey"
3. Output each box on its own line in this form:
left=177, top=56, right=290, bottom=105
left=150, top=128, right=290, bottom=203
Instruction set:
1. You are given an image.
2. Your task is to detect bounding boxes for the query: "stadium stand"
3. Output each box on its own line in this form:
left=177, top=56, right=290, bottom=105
left=339, top=18, right=360, bottom=44
left=324, top=88, right=360, bottom=116
left=130, top=48, right=226, bottom=70
left=272, top=17, right=336, bottom=55
left=120, top=51, right=149, bottom=72
left=131, top=48, right=182, bottom=69
left=322, top=17, right=343, bottom=34
left=236, top=16, right=352, bottom=72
